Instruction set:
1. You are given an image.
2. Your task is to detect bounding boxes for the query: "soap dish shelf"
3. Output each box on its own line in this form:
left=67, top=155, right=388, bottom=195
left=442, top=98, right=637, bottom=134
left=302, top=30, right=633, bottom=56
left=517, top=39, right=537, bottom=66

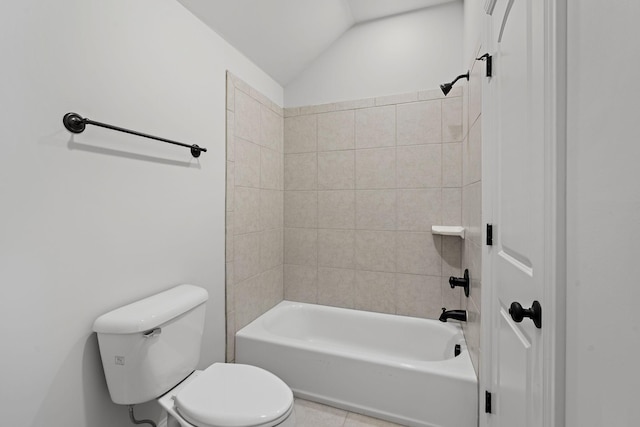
left=431, top=225, right=465, bottom=239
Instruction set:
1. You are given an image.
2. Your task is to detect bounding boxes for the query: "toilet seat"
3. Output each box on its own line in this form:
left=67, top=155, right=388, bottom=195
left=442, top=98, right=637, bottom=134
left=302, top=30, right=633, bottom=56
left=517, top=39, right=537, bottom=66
left=174, top=364, right=294, bottom=427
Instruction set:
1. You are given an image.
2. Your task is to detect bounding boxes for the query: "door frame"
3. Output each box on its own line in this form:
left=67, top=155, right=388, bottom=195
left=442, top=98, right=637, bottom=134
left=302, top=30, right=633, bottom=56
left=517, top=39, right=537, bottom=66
left=480, top=1, right=566, bottom=426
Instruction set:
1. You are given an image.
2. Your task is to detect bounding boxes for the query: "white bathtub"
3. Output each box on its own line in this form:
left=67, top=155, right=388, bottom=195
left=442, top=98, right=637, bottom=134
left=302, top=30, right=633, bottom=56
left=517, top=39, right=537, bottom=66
left=236, top=301, right=477, bottom=427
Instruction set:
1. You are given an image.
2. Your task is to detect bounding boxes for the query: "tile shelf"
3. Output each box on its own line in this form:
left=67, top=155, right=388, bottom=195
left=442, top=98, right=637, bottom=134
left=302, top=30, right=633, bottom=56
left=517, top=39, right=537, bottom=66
left=431, top=225, right=465, bottom=239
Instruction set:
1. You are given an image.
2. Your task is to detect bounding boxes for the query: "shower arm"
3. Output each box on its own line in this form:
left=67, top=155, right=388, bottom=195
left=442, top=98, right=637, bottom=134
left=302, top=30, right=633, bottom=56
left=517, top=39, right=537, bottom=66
left=449, top=72, right=470, bottom=87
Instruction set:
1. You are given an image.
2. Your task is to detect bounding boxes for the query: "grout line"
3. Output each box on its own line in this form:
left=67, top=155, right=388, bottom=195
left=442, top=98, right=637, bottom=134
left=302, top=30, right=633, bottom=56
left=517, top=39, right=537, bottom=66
left=315, top=112, right=319, bottom=305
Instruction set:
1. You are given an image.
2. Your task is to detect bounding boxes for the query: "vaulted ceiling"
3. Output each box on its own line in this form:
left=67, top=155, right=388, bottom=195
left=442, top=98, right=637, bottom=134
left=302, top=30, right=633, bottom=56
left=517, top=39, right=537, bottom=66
left=177, top=0, right=457, bottom=86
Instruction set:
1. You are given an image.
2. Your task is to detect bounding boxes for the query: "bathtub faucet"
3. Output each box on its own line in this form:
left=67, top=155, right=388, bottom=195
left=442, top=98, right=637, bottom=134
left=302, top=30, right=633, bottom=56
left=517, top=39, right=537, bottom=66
left=439, top=308, right=467, bottom=322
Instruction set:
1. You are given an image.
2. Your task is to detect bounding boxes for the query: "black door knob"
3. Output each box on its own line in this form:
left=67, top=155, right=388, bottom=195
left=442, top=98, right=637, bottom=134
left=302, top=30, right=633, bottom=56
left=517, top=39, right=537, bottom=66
left=508, top=301, right=542, bottom=329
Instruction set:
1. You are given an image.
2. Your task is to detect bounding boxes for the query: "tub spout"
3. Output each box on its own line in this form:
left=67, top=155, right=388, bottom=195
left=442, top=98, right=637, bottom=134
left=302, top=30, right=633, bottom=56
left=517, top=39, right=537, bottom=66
left=439, top=308, right=467, bottom=322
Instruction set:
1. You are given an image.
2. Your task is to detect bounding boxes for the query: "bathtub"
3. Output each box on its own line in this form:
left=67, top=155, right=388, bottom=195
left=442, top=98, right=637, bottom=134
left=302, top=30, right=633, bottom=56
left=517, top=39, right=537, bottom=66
left=236, top=301, right=477, bottom=427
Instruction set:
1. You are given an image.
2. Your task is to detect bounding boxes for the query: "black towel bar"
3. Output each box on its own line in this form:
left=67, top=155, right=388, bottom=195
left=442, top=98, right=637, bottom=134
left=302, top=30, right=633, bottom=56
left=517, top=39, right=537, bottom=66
left=63, top=112, right=207, bottom=158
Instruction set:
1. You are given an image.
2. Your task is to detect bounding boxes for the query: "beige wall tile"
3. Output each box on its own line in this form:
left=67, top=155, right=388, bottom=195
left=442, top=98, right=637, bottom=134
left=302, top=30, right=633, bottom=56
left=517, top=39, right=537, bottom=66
left=355, top=106, right=395, bottom=149
left=260, top=228, right=283, bottom=271
left=396, top=144, right=442, bottom=188
left=442, top=96, right=463, bottom=142
left=355, top=230, right=396, bottom=272
left=280, top=86, right=479, bottom=332
left=226, top=75, right=284, bottom=359
left=462, top=83, right=469, bottom=139
left=469, top=59, right=483, bottom=128
left=318, top=229, right=355, bottom=269
left=462, top=182, right=482, bottom=246
left=318, top=110, right=355, bottom=151
left=260, top=104, right=283, bottom=152
left=226, top=161, right=234, bottom=212
left=375, top=92, right=418, bottom=106
left=397, top=100, right=441, bottom=145
left=226, top=261, right=235, bottom=308
left=355, top=147, right=396, bottom=189
left=396, top=232, right=442, bottom=276
left=462, top=296, right=481, bottom=375
left=442, top=142, right=462, bottom=187
left=418, top=87, right=462, bottom=101
left=463, top=239, right=482, bottom=300
left=226, top=308, right=235, bottom=362
left=234, top=232, right=260, bottom=282
left=235, top=274, right=263, bottom=330
left=442, top=188, right=462, bottom=226
left=235, top=138, right=261, bottom=188
left=284, top=191, right=317, bottom=228
left=355, top=270, right=396, bottom=314
left=260, top=266, right=284, bottom=311
left=284, top=107, right=300, bottom=118
left=284, top=265, right=317, bottom=303
left=284, top=228, right=317, bottom=266
left=284, top=153, right=317, bottom=190
left=261, top=147, right=282, bottom=190
left=355, top=190, right=396, bottom=231
left=442, top=276, right=462, bottom=312
left=235, top=186, right=260, bottom=234
left=396, top=274, right=442, bottom=319
left=226, top=111, right=235, bottom=162
left=260, top=189, right=283, bottom=230
left=318, top=190, right=355, bottom=229
left=235, top=89, right=261, bottom=143
left=318, top=267, right=356, bottom=309
left=284, top=115, right=317, bottom=154
left=463, top=118, right=482, bottom=186
left=442, top=236, right=462, bottom=278
left=250, top=87, right=273, bottom=111
left=226, top=211, right=234, bottom=261
left=333, top=97, right=376, bottom=111
left=318, top=150, right=355, bottom=190
left=300, top=103, right=337, bottom=115
left=229, top=73, right=251, bottom=94
left=397, top=189, right=442, bottom=231
left=226, top=75, right=235, bottom=111
left=418, top=88, right=444, bottom=101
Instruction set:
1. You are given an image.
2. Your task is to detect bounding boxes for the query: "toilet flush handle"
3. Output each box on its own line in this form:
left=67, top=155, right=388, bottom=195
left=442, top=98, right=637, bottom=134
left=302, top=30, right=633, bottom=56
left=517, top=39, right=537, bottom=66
left=143, top=328, right=162, bottom=338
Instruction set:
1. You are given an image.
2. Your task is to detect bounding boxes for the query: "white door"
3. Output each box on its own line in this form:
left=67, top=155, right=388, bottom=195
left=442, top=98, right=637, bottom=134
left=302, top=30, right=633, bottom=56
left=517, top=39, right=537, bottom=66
left=485, top=0, right=548, bottom=425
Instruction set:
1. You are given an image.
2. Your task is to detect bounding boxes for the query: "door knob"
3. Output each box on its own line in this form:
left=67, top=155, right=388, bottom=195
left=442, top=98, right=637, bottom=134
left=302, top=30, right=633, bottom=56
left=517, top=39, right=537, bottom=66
left=508, top=301, right=542, bottom=329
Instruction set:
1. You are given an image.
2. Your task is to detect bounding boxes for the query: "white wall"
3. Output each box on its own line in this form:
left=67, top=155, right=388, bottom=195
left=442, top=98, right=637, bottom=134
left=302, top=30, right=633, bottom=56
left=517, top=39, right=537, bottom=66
left=462, top=0, right=484, bottom=65
left=0, top=1, right=281, bottom=426
left=284, top=1, right=463, bottom=107
left=566, top=1, right=640, bottom=426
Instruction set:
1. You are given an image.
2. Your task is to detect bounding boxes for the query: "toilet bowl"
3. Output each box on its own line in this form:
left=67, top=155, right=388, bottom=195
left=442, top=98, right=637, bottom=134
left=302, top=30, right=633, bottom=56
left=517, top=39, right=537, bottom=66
left=158, top=364, right=295, bottom=427
left=93, top=284, right=295, bottom=427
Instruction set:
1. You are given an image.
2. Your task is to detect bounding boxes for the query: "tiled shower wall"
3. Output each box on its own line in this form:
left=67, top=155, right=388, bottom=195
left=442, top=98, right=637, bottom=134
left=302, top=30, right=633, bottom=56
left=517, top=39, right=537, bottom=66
left=226, top=73, right=284, bottom=362
left=282, top=89, right=464, bottom=319
left=460, top=48, right=484, bottom=376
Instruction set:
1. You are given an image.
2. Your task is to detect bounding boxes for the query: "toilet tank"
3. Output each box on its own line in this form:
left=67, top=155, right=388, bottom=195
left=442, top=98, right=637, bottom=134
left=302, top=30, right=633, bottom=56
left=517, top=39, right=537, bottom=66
left=93, top=284, right=209, bottom=405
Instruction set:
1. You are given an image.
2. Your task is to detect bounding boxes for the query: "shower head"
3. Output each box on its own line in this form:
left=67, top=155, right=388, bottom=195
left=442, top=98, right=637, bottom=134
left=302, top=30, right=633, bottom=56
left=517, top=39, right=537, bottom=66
left=440, top=71, right=469, bottom=96
left=440, top=83, right=454, bottom=96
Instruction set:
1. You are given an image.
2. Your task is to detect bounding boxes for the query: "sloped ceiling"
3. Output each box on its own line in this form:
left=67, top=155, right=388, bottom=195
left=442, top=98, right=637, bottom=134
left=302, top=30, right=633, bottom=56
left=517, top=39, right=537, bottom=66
left=177, top=0, right=457, bottom=86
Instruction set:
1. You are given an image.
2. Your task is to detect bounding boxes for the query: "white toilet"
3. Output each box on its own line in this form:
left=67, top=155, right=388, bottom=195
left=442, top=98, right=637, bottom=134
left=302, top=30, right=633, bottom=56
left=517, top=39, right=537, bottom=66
left=93, top=284, right=295, bottom=427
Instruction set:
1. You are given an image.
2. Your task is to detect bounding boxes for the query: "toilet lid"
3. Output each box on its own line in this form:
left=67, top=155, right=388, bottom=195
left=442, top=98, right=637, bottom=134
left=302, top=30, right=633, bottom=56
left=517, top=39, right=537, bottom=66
left=175, top=363, right=293, bottom=427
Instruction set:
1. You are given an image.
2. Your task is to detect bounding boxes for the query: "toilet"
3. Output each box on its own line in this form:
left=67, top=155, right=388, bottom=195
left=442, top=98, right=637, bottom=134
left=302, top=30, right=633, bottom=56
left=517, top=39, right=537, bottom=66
left=93, top=284, right=295, bottom=427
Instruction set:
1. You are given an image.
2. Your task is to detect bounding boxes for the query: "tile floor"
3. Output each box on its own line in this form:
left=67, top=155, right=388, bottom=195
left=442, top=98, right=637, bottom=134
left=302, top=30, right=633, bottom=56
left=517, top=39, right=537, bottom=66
left=293, top=398, right=405, bottom=427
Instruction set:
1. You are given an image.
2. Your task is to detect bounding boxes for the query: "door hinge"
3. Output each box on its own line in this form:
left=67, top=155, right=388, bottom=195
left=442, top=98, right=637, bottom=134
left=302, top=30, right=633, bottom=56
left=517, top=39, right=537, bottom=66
left=486, top=224, right=493, bottom=246
left=485, top=391, right=492, bottom=414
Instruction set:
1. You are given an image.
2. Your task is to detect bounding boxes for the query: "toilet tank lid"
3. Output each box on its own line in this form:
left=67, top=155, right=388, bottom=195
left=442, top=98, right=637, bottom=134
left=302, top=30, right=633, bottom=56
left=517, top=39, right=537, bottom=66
left=93, top=284, right=208, bottom=334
